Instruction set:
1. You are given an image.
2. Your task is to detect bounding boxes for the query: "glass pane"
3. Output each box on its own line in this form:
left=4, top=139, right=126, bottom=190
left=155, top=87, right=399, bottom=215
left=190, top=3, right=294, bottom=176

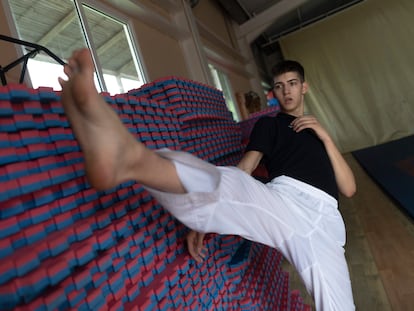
left=8, top=0, right=88, bottom=89
left=27, top=59, right=64, bottom=90
left=218, top=74, right=239, bottom=121
left=82, top=5, right=145, bottom=95
left=209, top=64, right=240, bottom=121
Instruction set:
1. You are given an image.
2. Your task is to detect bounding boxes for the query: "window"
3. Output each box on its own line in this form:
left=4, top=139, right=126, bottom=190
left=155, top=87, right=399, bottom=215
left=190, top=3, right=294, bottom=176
left=6, top=0, right=146, bottom=94
left=209, top=64, right=240, bottom=121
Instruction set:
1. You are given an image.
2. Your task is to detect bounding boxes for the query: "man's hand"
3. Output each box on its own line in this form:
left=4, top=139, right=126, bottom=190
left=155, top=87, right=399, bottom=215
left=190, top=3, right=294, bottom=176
left=290, top=115, right=331, bottom=143
left=186, top=230, right=207, bottom=263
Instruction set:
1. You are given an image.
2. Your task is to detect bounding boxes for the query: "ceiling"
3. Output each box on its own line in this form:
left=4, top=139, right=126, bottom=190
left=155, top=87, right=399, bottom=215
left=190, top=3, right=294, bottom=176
left=215, top=0, right=365, bottom=56
left=5, top=0, right=138, bottom=79
left=3, top=0, right=365, bottom=86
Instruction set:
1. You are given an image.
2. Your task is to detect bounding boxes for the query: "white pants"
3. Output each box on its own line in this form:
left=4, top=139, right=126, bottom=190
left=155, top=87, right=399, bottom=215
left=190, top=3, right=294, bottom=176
left=145, top=149, right=355, bottom=311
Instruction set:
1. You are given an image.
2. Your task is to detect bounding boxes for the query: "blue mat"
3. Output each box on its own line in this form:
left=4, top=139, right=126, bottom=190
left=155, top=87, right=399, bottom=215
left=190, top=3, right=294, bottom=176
left=352, top=135, right=414, bottom=220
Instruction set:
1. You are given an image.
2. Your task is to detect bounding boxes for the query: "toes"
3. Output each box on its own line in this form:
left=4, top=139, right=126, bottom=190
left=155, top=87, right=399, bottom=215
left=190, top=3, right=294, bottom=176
left=63, top=65, right=71, bottom=78
left=58, top=77, right=67, bottom=88
left=76, top=49, right=95, bottom=74
left=63, top=59, right=78, bottom=78
left=65, top=49, right=95, bottom=79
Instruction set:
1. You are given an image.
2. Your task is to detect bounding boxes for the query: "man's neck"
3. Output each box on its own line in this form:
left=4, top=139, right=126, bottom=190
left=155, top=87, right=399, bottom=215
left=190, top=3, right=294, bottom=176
left=280, top=109, right=304, bottom=117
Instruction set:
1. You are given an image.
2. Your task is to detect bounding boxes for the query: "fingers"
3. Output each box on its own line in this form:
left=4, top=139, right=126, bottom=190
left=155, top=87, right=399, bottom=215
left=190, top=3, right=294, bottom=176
left=290, top=115, right=318, bottom=132
left=186, top=230, right=207, bottom=263
left=290, top=115, right=331, bottom=141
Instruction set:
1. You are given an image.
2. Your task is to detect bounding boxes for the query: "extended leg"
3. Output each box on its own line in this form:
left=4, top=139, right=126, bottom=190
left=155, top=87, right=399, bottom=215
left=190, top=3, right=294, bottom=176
left=59, top=49, right=185, bottom=193
left=144, top=151, right=355, bottom=310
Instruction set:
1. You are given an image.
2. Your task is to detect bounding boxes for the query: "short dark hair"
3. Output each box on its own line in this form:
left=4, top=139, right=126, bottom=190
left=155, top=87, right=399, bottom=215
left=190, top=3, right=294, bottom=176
left=271, top=60, right=305, bottom=82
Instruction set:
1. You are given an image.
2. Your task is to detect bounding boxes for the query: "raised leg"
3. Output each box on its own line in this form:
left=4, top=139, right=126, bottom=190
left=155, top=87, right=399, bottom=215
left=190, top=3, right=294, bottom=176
left=59, top=49, right=185, bottom=193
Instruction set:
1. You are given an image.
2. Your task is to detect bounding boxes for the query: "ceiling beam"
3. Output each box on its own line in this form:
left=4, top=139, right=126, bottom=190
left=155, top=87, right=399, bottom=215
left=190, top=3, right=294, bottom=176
left=156, top=0, right=182, bottom=13
left=236, top=0, right=309, bottom=43
left=108, top=0, right=190, bottom=40
left=37, top=10, right=77, bottom=46
left=118, top=59, right=134, bottom=73
left=235, top=0, right=252, bottom=18
left=96, top=30, right=125, bottom=55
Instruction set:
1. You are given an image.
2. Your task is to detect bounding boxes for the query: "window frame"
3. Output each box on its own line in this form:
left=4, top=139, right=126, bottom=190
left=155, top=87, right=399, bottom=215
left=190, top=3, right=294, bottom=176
left=2, top=0, right=148, bottom=92
left=208, top=63, right=241, bottom=121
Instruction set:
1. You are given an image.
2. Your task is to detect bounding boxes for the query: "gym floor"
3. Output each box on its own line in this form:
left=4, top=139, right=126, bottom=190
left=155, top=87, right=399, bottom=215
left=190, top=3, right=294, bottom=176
left=283, top=153, right=414, bottom=311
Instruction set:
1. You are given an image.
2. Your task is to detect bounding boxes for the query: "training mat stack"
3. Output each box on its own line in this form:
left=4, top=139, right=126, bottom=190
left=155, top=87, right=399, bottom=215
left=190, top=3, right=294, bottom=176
left=0, top=81, right=310, bottom=310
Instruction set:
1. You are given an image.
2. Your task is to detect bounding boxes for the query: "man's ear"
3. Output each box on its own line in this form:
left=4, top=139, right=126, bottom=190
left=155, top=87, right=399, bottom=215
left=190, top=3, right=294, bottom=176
left=302, top=82, right=309, bottom=94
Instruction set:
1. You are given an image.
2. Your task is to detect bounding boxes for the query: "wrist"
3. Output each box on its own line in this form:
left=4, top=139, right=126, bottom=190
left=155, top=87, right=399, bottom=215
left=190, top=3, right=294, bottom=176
left=322, top=135, right=335, bottom=148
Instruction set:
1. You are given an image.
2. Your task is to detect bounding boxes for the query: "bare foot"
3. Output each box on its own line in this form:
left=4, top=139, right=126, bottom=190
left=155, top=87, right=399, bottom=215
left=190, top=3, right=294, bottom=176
left=59, top=49, right=186, bottom=194
left=59, top=49, right=144, bottom=190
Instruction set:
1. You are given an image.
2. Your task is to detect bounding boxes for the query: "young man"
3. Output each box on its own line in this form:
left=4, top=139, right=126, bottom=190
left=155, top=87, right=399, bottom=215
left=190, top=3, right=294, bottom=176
left=59, top=49, right=356, bottom=311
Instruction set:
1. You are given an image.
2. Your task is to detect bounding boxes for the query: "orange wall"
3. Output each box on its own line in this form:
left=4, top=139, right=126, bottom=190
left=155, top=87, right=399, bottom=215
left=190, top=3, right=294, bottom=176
left=0, top=7, right=24, bottom=84
left=131, top=20, right=189, bottom=81
left=192, top=0, right=236, bottom=49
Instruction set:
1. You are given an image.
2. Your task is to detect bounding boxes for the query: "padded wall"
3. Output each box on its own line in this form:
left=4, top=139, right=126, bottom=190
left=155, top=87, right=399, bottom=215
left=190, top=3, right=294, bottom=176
left=128, top=76, right=244, bottom=166
left=0, top=81, right=309, bottom=310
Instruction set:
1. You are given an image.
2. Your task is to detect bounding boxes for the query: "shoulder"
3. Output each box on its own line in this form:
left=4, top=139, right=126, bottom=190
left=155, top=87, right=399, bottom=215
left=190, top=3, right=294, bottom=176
left=251, top=116, right=278, bottom=135
left=255, top=116, right=277, bottom=127
left=275, top=112, right=294, bottom=121
left=255, top=113, right=294, bottom=127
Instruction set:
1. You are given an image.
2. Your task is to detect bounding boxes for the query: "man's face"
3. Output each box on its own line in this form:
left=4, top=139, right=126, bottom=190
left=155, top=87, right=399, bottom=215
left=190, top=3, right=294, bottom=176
left=273, top=71, right=308, bottom=116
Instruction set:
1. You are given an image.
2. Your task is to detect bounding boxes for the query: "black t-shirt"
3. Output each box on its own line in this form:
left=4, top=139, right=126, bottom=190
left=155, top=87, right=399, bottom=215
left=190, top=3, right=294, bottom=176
left=246, top=113, right=338, bottom=199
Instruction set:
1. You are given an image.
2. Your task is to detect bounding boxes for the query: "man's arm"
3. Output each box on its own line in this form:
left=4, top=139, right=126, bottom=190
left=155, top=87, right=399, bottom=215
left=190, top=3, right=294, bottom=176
left=291, top=115, right=356, bottom=197
left=186, top=150, right=264, bottom=262
left=320, top=138, right=356, bottom=197
left=237, top=150, right=264, bottom=175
